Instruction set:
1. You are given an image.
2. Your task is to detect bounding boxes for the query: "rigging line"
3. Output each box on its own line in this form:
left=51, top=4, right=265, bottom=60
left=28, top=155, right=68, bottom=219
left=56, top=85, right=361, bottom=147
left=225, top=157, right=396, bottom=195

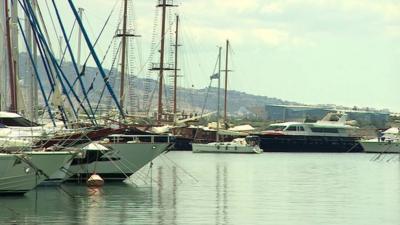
left=70, top=20, right=122, bottom=101
left=26, top=0, right=81, bottom=121
left=43, top=0, right=60, bottom=47
left=146, top=83, right=158, bottom=116
left=33, top=1, right=57, bottom=87
left=193, top=79, right=213, bottom=141
left=180, top=23, right=207, bottom=76
left=161, top=153, right=199, bottom=183
left=15, top=16, right=56, bottom=126
left=69, top=0, right=124, bottom=119
left=81, top=1, right=119, bottom=70
left=193, top=52, right=220, bottom=140
left=60, top=19, right=77, bottom=66
left=94, top=41, right=123, bottom=114
left=51, top=0, right=97, bottom=124
left=19, top=0, right=65, bottom=123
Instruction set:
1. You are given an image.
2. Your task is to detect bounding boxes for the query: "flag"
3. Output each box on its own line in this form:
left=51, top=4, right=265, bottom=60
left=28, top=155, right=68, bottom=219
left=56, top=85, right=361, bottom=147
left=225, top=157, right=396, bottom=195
left=210, top=73, right=220, bottom=80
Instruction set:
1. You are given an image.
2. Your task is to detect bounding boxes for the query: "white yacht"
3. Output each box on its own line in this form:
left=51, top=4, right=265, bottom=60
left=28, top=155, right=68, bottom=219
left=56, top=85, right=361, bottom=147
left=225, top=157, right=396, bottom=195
left=192, top=136, right=262, bottom=154
left=0, top=111, right=45, bottom=150
left=0, top=151, right=75, bottom=194
left=64, top=135, right=172, bottom=182
left=360, top=127, right=400, bottom=153
left=254, top=113, right=363, bottom=152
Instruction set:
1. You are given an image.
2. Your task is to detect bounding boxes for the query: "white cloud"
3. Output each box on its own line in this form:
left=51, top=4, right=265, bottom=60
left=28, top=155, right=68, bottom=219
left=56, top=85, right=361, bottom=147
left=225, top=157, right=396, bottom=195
left=261, top=3, right=284, bottom=14
left=251, top=28, right=314, bottom=47
left=252, top=28, right=289, bottom=46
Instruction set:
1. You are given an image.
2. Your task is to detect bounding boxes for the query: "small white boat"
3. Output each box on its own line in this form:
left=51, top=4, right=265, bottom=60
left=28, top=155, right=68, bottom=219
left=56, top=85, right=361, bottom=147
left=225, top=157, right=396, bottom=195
left=192, top=136, right=263, bottom=154
left=360, top=139, right=400, bottom=153
left=360, top=128, right=400, bottom=153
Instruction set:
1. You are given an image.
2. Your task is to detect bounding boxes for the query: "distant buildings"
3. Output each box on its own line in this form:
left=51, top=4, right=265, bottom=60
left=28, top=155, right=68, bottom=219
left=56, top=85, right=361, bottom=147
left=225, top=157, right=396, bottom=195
left=264, top=104, right=390, bottom=128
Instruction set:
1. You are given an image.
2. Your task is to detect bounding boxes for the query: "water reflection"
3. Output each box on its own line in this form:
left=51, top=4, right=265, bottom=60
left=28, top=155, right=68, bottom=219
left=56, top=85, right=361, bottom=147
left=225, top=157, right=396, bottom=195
left=0, top=152, right=400, bottom=225
left=215, top=164, right=228, bottom=225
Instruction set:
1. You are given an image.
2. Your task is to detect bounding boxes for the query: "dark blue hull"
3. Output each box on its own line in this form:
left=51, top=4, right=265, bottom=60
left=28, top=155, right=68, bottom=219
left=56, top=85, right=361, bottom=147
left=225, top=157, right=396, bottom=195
left=256, top=134, right=363, bottom=153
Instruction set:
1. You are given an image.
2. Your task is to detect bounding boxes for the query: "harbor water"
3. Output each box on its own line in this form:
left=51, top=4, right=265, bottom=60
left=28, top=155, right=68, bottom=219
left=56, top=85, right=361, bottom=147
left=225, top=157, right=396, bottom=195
left=1, top=152, right=399, bottom=225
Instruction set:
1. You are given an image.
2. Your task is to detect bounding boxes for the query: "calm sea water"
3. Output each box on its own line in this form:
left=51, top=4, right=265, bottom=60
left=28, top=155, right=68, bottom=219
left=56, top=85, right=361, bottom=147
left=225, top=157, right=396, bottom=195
left=1, top=152, right=399, bottom=225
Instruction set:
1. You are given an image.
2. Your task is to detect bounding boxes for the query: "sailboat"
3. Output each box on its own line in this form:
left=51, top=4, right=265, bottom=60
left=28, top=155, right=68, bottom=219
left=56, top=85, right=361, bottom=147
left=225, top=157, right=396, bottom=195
left=192, top=41, right=262, bottom=154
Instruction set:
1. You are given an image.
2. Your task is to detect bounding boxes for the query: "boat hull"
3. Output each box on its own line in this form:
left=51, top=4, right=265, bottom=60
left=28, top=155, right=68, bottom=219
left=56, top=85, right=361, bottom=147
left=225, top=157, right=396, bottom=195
left=192, top=143, right=262, bottom=154
left=65, top=142, right=171, bottom=182
left=0, top=152, right=74, bottom=195
left=360, top=141, right=400, bottom=153
left=256, top=134, right=363, bottom=153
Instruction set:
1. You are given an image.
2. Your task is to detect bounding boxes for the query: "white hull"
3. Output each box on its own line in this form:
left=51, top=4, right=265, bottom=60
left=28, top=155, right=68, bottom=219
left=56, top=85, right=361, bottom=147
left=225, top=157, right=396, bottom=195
left=360, top=140, right=400, bottom=154
left=65, top=142, right=170, bottom=181
left=0, top=152, right=74, bottom=194
left=192, top=142, right=263, bottom=154
left=40, top=160, right=74, bottom=186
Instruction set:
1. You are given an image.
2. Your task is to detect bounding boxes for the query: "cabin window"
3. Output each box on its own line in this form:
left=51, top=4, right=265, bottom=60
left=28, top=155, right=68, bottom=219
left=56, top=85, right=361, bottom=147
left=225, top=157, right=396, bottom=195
left=0, top=117, right=39, bottom=127
left=265, top=125, right=286, bottom=131
left=298, top=126, right=305, bottom=131
left=286, top=126, right=297, bottom=131
left=310, top=127, right=339, bottom=133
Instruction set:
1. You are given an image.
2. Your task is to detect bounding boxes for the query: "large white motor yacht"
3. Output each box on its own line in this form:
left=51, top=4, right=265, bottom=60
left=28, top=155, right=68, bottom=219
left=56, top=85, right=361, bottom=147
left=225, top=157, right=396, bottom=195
left=254, top=113, right=363, bottom=152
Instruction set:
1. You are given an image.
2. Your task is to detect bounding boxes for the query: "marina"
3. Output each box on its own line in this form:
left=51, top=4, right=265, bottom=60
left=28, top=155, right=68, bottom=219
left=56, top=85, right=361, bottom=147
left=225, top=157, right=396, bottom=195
left=1, top=0, right=400, bottom=224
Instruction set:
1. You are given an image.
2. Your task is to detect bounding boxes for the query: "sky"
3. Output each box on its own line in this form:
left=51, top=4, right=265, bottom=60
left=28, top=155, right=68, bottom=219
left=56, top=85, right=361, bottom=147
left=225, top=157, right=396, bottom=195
left=38, top=0, right=400, bottom=111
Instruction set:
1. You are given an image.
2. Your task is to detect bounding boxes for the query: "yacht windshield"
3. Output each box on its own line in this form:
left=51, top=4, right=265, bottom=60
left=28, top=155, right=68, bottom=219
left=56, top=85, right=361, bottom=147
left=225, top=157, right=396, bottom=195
left=265, top=125, right=286, bottom=131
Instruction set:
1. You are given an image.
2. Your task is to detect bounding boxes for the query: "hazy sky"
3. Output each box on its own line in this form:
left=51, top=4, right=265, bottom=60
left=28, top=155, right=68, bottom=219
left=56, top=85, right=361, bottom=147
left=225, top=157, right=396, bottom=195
left=48, top=0, right=400, bottom=111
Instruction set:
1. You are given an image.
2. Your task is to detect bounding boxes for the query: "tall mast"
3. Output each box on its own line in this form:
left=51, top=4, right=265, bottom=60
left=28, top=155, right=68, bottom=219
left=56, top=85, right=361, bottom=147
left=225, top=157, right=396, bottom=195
left=32, top=0, right=38, bottom=122
left=0, top=0, right=6, bottom=110
left=216, top=46, right=222, bottom=142
left=119, top=0, right=128, bottom=111
left=77, top=7, right=84, bottom=70
left=5, top=0, right=17, bottom=112
left=25, top=0, right=33, bottom=119
left=155, top=0, right=175, bottom=123
left=157, top=0, right=167, bottom=123
left=11, top=0, right=20, bottom=112
left=223, top=39, right=229, bottom=125
left=173, top=14, right=179, bottom=117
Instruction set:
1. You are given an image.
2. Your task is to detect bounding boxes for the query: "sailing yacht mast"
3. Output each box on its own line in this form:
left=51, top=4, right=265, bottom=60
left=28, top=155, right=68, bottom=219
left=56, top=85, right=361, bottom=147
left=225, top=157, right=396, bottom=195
left=119, top=0, right=128, bottom=111
left=25, top=0, right=34, bottom=120
left=0, top=0, right=5, bottom=110
left=216, top=46, right=222, bottom=142
left=4, top=0, right=17, bottom=112
left=76, top=8, right=84, bottom=70
left=173, top=14, right=179, bottom=117
left=223, top=40, right=229, bottom=125
left=157, top=0, right=168, bottom=123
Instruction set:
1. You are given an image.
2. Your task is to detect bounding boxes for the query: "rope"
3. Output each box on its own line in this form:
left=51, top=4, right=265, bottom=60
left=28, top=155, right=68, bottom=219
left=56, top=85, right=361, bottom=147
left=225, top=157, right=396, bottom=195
left=193, top=52, right=220, bottom=141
